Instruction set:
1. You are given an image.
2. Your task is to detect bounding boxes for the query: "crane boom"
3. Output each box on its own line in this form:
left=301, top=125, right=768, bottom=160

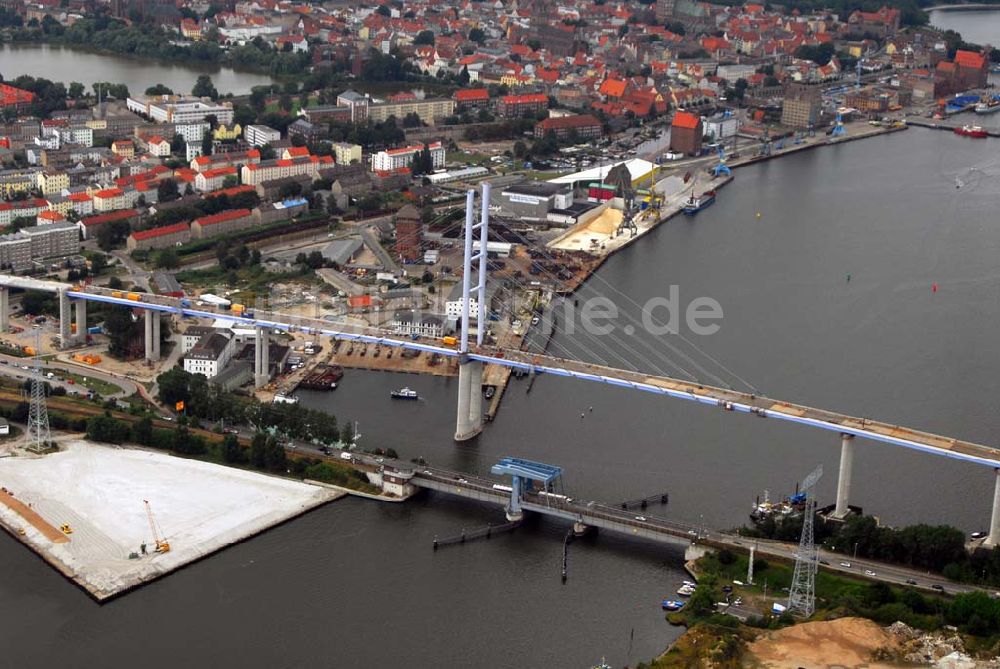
left=143, top=499, right=170, bottom=553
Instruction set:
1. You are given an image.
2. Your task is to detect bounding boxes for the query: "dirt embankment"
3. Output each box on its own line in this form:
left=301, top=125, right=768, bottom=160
left=745, top=617, right=901, bottom=669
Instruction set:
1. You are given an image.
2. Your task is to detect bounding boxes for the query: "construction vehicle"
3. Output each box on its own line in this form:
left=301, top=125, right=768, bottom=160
left=143, top=500, right=170, bottom=553
left=59, top=524, right=72, bottom=535
left=126, top=292, right=142, bottom=302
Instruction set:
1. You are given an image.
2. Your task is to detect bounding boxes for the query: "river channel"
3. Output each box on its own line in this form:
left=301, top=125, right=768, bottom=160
left=1, top=128, right=999, bottom=668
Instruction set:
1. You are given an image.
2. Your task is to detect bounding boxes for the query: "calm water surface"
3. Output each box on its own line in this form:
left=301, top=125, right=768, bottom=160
left=0, top=43, right=273, bottom=95
left=1, top=128, right=999, bottom=668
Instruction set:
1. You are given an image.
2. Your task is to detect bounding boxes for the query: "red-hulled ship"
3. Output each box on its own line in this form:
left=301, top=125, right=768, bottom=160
left=954, top=124, right=988, bottom=138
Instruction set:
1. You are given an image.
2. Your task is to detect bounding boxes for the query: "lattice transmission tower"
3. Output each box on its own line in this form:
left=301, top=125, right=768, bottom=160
left=787, top=464, right=823, bottom=618
left=25, top=331, right=51, bottom=453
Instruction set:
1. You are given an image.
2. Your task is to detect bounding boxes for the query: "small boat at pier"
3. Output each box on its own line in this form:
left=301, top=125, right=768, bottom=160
left=682, top=190, right=716, bottom=215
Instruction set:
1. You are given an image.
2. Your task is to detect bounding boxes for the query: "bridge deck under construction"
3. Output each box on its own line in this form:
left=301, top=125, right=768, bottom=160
left=7, top=280, right=992, bottom=470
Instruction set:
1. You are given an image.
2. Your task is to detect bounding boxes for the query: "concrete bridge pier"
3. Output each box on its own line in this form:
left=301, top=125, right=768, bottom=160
left=454, top=358, right=476, bottom=441
left=573, top=521, right=590, bottom=536
left=254, top=326, right=270, bottom=388
left=74, top=300, right=86, bottom=345
left=833, top=433, right=855, bottom=519
left=468, top=360, right=483, bottom=426
left=0, top=287, right=9, bottom=333
left=58, top=289, right=72, bottom=348
left=455, top=359, right=484, bottom=441
left=144, top=311, right=160, bottom=362
left=986, top=468, right=1000, bottom=548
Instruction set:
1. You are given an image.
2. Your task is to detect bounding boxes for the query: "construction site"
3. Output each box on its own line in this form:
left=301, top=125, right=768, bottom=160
left=0, top=440, right=340, bottom=600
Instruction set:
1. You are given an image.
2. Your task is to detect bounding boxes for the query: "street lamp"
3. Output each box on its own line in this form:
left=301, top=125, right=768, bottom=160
left=853, top=542, right=859, bottom=559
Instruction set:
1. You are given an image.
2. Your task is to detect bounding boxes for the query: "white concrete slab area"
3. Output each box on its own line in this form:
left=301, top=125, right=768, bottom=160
left=0, top=441, right=339, bottom=600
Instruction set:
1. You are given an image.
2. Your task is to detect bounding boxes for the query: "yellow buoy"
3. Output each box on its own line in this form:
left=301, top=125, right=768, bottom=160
left=756, top=211, right=762, bottom=219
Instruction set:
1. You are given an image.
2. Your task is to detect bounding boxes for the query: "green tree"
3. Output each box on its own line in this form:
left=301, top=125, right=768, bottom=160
left=133, top=415, right=153, bottom=445
left=201, top=132, right=213, bottom=159
left=339, top=421, right=354, bottom=445
left=221, top=433, right=246, bottom=463
left=250, top=432, right=268, bottom=468
left=157, top=177, right=179, bottom=203
left=68, top=81, right=85, bottom=98
left=191, top=74, right=218, bottom=100
left=154, top=248, right=180, bottom=269
left=145, top=83, right=173, bottom=96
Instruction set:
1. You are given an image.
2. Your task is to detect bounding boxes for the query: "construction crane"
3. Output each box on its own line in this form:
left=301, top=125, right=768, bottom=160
left=144, top=500, right=170, bottom=553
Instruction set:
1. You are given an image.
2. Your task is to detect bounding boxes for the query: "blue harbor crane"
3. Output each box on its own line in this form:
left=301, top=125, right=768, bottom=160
left=711, top=146, right=732, bottom=177
left=830, top=112, right=847, bottom=138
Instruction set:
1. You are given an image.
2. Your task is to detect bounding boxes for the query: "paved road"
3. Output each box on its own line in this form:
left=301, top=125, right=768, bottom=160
left=110, top=251, right=151, bottom=292
left=0, top=351, right=135, bottom=399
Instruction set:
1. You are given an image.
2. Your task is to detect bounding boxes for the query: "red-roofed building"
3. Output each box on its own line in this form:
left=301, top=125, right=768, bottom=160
left=79, top=209, right=141, bottom=240
left=454, top=88, right=490, bottom=111
left=194, top=166, right=238, bottom=192
left=281, top=146, right=310, bottom=160
left=36, top=210, right=66, bottom=226
left=534, top=114, right=603, bottom=140
left=127, top=222, right=191, bottom=252
left=93, top=187, right=128, bottom=212
left=935, top=49, right=989, bottom=96
left=146, top=135, right=171, bottom=158
left=598, top=78, right=629, bottom=99
left=670, top=111, right=703, bottom=156
left=191, top=208, right=254, bottom=240
left=0, top=84, right=35, bottom=113
left=847, top=6, right=900, bottom=38
left=497, top=93, right=548, bottom=119
left=205, top=184, right=257, bottom=200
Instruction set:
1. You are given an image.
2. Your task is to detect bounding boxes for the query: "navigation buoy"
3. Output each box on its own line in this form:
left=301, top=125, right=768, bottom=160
left=755, top=211, right=761, bottom=219
left=846, top=273, right=852, bottom=283
left=932, top=282, right=939, bottom=293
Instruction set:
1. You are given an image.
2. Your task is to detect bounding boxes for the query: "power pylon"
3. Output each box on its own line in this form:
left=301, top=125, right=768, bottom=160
left=26, top=331, right=51, bottom=453
left=787, top=464, right=823, bottom=618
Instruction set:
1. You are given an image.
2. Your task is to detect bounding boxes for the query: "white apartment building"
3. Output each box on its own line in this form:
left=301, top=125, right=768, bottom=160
left=127, top=95, right=234, bottom=126
left=245, top=124, right=281, bottom=147
left=183, top=332, right=236, bottom=378
left=369, top=142, right=444, bottom=172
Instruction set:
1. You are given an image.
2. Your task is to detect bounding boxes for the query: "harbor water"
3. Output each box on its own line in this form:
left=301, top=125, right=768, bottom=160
left=2, top=128, right=1000, bottom=667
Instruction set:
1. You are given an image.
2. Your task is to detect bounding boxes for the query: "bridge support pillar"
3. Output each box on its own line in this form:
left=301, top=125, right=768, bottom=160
left=468, top=359, right=483, bottom=426
left=833, top=433, right=855, bottom=519
left=573, top=521, right=590, bottom=536
left=58, top=289, right=71, bottom=349
left=986, top=468, right=1000, bottom=548
left=0, top=287, right=9, bottom=333
left=254, top=326, right=270, bottom=388
left=454, top=360, right=479, bottom=441
left=144, top=311, right=160, bottom=363
left=73, top=300, right=86, bottom=345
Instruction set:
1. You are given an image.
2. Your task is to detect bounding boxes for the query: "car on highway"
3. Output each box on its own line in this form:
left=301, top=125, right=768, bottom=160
left=820, top=560, right=830, bottom=566
left=222, top=427, right=239, bottom=435
left=906, top=579, right=917, bottom=585
left=864, top=569, right=876, bottom=577
left=840, top=562, right=851, bottom=568
left=932, top=584, right=945, bottom=591
left=634, top=515, right=646, bottom=521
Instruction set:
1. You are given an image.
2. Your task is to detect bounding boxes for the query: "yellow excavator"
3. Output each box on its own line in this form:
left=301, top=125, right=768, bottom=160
left=143, top=500, right=170, bottom=553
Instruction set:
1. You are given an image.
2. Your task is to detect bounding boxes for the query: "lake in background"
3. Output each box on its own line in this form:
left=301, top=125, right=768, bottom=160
left=0, top=43, right=274, bottom=95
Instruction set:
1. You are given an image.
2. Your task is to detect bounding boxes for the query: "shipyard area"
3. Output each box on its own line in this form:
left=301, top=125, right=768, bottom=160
left=0, top=440, right=339, bottom=600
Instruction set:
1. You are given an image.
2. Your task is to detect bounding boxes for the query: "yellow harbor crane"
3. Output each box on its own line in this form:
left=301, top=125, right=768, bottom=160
left=143, top=500, right=170, bottom=553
